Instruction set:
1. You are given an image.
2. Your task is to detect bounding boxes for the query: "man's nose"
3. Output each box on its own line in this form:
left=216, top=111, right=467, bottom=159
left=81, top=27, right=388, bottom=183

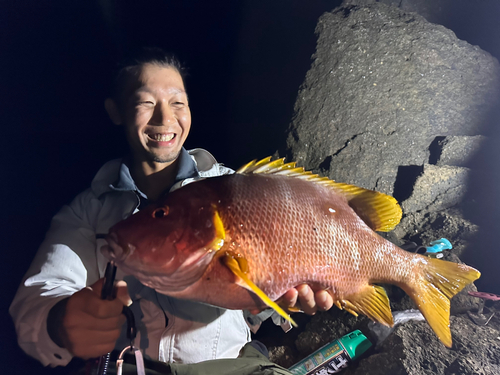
left=151, top=103, right=176, bottom=125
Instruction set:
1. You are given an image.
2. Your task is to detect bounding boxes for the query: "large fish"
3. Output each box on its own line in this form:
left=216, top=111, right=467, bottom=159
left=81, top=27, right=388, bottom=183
left=102, top=157, right=480, bottom=347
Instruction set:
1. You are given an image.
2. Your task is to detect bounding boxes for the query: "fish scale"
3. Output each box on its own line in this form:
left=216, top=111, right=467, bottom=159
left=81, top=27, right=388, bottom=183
left=218, top=175, right=339, bottom=296
left=241, top=173, right=399, bottom=295
left=102, top=157, right=480, bottom=347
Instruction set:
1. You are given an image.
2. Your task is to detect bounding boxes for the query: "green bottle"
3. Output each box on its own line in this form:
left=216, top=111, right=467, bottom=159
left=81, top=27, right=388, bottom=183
left=288, top=330, right=372, bottom=375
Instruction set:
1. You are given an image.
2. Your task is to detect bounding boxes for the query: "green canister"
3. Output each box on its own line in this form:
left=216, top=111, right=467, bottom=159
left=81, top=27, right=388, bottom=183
left=288, top=330, right=372, bottom=375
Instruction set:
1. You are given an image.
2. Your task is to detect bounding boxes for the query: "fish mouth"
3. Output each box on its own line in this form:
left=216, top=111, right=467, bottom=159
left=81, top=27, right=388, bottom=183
left=101, top=232, right=132, bottom=263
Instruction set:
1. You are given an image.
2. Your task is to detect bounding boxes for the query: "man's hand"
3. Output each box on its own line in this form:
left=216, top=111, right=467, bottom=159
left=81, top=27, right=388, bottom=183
left=51, top=279, right=132, bottom=359
left=248, top=284, right=334, bottom=316
left=279, top=284, right=334, bottom=315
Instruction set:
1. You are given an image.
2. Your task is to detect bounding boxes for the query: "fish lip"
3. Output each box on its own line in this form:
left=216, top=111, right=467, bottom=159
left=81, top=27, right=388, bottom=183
left=102, top=232, right=128, bottom=262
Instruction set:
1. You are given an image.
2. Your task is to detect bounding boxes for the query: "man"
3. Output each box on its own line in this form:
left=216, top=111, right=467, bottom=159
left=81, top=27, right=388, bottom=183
left=10, top=48, right=333, bottom=371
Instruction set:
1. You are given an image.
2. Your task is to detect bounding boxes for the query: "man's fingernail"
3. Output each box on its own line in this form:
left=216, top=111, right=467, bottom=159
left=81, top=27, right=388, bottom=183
left=318, top=292, right=328, bottom=304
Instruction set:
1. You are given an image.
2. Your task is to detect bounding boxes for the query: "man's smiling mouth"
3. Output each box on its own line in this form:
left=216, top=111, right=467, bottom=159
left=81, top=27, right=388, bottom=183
left=149, top=133, right=175, bottom=142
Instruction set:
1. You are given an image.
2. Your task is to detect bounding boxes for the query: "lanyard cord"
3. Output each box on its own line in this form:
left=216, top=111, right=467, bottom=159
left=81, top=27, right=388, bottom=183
left=116, top=346, right=146, bottom=375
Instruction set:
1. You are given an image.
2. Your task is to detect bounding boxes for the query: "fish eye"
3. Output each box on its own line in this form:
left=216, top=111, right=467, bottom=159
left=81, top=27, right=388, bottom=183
left=152, top=206, right=169, bottom=218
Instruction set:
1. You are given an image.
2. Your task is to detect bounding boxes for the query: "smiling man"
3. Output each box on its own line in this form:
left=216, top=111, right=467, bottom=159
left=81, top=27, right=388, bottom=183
left=105, top=61, right=193, bottom=202
left=10, top=48, right=333, bottom=373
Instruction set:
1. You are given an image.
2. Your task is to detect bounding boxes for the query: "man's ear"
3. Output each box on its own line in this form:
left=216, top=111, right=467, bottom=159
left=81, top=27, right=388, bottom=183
left=104, top=98, right=122, bottom=125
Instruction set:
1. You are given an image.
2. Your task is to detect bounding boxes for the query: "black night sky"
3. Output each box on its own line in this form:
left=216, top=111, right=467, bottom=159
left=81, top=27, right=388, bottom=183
left=2, top=1, right=499, bottom=373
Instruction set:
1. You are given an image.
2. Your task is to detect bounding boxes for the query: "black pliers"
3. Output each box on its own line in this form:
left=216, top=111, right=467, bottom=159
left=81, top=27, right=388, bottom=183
left=93, top=262, right=137, bottom=375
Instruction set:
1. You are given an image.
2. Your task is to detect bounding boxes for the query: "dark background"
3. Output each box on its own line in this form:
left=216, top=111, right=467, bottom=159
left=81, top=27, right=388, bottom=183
left=1, top=1, right=499, bottom=373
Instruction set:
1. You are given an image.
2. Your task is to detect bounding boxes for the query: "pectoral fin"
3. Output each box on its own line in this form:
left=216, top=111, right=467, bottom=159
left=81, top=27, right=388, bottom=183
left=207, top=208, right=226, bottom=251
left=222, top=253, right=297, bottom=327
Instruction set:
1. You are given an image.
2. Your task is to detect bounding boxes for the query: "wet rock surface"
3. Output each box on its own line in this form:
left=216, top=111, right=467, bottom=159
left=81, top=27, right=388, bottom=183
left=263, top=2, right=500, bottom=374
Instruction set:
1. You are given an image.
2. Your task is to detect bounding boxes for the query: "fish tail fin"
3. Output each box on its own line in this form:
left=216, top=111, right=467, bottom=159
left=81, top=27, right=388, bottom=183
left=401, top=257, right=480, bottom=347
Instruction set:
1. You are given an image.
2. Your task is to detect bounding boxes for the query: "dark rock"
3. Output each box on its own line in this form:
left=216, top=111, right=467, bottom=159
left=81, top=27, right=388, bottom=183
left=404, top=317, right=496, bottom=374
left=285, top=3, right=500, bottom=197
left=266, top=308, right=500, bottom=374
left=268, top=345, right=296, bottom=369
left=450, top=281, right=480, bottom=315
left=400, top=164, right=469, bottom=214
left=344, top=0, right=500, bottom=60
left=434, top=136, right=487, bottom=167
left=342, top=315, right=500, bottom=375
left=392, top=209, right=479, bottom=258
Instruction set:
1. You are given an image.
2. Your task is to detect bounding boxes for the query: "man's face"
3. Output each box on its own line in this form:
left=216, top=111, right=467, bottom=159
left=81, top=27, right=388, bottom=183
left=119, top=63, right=191, bottom=165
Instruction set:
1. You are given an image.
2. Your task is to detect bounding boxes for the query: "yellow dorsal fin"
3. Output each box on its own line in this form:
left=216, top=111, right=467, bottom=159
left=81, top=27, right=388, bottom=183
left=236, top=157, right=402, bottom=232
left=222, top=253, right=297, bottom=327
left=336, top=184, right=402, bottom=232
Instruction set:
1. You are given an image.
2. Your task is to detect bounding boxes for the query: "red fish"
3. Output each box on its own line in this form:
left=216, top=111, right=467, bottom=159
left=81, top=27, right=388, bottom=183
left=102, top=157, right=480, bottom=347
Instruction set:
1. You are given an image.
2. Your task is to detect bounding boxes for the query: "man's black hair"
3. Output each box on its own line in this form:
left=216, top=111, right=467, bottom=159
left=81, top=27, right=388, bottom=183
left=110, top=47, right=188, bottom=103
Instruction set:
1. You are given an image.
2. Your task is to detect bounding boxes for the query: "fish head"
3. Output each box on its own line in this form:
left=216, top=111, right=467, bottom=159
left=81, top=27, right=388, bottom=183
left=102, top=188, right=222, bottom=292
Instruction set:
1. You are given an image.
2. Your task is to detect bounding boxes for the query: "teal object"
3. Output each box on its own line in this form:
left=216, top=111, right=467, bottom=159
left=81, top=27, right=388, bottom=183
left=342, top=330, right=372, bottom=360
left=426, top=238, right=452, bottom=254
left=288, top=330, right=372, bottom=375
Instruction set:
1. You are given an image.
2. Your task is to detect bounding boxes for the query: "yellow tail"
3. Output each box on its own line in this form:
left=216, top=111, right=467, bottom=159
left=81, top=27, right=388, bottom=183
left=401, top=257, right=480, bottom=347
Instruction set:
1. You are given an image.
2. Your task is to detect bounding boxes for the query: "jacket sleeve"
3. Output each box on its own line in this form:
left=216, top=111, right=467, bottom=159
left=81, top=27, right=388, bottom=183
left=9, top=188, right=103, bottom=367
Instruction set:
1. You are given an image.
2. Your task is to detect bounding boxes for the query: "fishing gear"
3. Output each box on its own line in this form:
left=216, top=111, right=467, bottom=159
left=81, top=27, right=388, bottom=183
left=115, top=303, right=144, bottom=375
left=88, top=261, right=143, bottom=375
left=89, top=261, right=117, bottom=375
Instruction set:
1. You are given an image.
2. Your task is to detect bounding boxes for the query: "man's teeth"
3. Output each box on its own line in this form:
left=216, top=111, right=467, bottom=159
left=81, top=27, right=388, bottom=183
left=152, top=134, right=175, bottom=142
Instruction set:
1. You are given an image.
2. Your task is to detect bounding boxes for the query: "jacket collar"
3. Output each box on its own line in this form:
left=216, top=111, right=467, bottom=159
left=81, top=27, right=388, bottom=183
left=91, top=147, right=199, bottom=198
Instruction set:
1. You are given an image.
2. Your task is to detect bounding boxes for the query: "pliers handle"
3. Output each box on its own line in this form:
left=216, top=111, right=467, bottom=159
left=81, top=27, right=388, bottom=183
left=93, top=262, right=137, bottom=375
left=94, top=261, right=117, bottom=375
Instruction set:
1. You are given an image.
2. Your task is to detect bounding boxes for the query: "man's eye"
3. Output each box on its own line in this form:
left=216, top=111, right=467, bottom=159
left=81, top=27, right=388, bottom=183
left=136, top=101, right=154, bottom=106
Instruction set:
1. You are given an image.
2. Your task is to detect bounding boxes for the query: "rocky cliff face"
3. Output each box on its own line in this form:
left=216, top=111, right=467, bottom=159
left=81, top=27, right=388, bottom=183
left=260, top=2, right=500, bottom=374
